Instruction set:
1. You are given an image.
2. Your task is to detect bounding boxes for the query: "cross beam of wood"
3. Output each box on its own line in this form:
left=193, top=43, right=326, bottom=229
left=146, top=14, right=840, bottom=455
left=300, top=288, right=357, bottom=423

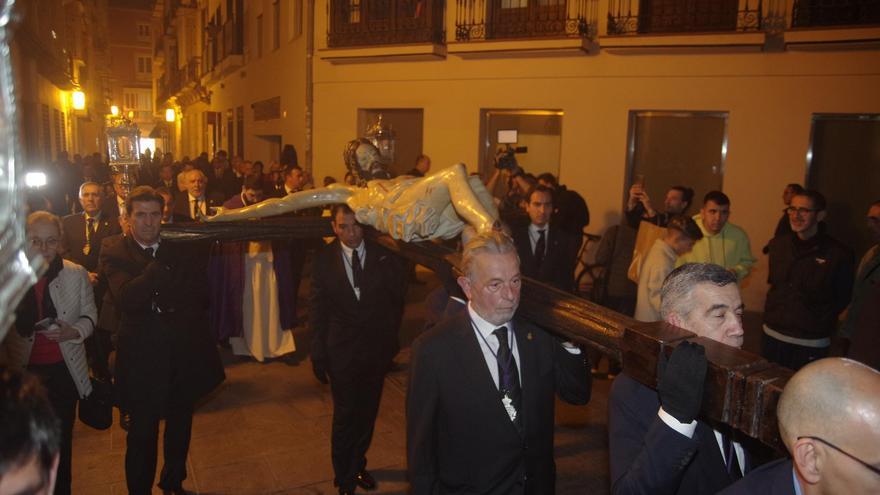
left=162, top=217, right=790, bottom=449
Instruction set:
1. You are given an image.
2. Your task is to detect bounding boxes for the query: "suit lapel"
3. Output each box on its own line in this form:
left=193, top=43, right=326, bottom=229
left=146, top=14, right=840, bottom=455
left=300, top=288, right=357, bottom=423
left=513, top=319, right=536, bottom=434
left=452, top=314, right=523, bottom=438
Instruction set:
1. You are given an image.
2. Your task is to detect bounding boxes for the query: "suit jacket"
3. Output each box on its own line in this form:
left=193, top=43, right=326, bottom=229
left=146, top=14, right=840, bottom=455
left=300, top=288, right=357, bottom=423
left=608, top=373, right=749, bottom=495
left=100, top=236, right=224, bottom=411
left=407, top=313, right=591, bottom=495
left=172, top=191, right=227, bottom=222
left=718, top=458, right=796, bottom=495
left=96, top=234, right=124, bottom=339
left=207, top=168, right=241, bottom=200
left=61, top=212, right=122, bottom=272
left=512, top=223, right=581, bottom=292
left=309, top=239, right=406, bottom=375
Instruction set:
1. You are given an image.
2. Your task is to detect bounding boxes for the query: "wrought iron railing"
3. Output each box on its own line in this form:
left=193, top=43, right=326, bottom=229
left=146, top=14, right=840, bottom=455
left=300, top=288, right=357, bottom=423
left=456, top=0, right=598, bottom=41
left=327, top=0, right=445, bottom=47
left=607, top=0, right=763, bottom=34
left=792, top=0, right=880, bottom=27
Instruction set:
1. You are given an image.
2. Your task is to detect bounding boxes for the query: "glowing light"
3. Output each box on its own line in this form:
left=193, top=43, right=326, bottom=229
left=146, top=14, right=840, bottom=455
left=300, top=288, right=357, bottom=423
left=110, top=105, right=119, bottom=116
left=165, top=108, right=176, bottom=122
left=128, top=110, right=134, bottom=119
left=25, top=172, right=47, bottom=188
left=71, top=91, right=86, bottom=110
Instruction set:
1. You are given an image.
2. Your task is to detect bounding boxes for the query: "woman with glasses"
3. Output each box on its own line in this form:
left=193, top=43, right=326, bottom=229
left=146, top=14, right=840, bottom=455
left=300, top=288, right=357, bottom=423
left=4, top=211, right=97, bottom=495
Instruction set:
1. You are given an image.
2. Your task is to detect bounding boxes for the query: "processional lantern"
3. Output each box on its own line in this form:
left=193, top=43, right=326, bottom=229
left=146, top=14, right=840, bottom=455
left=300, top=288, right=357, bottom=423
left=0, top=0, right=42, bottom=338
left=364, top=114, right=396, bottom=166
left=105, top=116, right=142, bottom=197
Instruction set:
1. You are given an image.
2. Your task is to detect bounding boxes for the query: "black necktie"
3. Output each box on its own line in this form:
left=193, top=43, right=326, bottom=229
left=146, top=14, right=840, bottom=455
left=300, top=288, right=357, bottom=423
left=351, top=249, right=363, bottom=290
left=722, top=430, right=743, bottom=480
left=84, top=218, right=95, bottom=255
left=535, top=229, right=546, bottom=265
left=192, top=199, right=201, bottom=220
left=144, top=247, right=154, bottom=258
left=494, top=326, right=522, bottom=430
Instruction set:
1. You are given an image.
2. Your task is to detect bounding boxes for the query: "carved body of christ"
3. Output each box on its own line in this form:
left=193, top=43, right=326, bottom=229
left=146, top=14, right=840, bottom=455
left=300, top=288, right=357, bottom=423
left=208, top=163, right=499, bottom=242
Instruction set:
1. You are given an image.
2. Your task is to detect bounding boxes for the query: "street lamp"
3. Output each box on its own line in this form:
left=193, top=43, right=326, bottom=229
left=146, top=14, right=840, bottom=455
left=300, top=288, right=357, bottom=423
left=71, top=90, right=85, bottom=110
left=165, top=108, right=175, bottom=122
left=110, top=105, right=119, bottom=116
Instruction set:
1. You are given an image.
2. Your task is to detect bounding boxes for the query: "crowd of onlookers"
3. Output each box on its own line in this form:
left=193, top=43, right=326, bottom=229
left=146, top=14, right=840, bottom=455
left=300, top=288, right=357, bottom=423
left=2, top=145, right=879, bottom=495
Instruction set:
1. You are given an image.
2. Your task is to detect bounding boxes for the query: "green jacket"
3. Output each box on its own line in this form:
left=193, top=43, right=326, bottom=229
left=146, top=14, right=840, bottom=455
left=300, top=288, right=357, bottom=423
left=677, top=214, right=756, bottom=281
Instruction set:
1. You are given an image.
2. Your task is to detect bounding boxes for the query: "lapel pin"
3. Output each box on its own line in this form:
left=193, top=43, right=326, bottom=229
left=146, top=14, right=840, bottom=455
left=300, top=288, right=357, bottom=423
left=527, top=332, right=533, bottom=341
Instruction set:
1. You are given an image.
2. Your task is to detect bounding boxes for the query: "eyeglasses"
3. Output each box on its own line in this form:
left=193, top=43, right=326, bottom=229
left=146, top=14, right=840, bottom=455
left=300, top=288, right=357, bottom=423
left=798, top=436, right=880, bottom=476
left=28, top=238, right=60, bottom=249
left=785, top=207, right=818, bottom=216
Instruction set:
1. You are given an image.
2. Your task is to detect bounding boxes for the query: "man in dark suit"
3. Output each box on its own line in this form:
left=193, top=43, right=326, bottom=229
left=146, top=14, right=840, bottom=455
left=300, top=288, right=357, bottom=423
left=609, top=263, right=750, bottom=495
left=310, top=204, right=406, bottom=495
left=407, top=232, right=591, bottom=494
left=536, top=173, right=589, bottom=237
left=62, top=181, right=123, bottom=381
left=172, top=170, right=225, bottom=221
left=720, top=357, right=880, bottom=495
left=512, top=185, right=581, bottom=292
left=101, top=186, right=224, bottom=495
left=61, top=181, right=123, bottom=280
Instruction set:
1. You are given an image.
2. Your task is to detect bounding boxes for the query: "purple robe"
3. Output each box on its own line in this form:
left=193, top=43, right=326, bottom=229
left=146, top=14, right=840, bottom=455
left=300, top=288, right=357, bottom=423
left=208, top=195, right=298, bottom=341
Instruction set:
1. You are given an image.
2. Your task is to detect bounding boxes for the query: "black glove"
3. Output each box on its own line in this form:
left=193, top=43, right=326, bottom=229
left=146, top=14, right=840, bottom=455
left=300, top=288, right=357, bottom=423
left=312, top=359, right=329, bottom=384
left=657, top=341, right=707, bottom=424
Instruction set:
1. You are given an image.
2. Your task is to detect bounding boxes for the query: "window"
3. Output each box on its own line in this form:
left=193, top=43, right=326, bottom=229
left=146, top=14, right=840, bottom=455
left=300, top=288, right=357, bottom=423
left=41, top=104, right=51, bottom=162
left=137, top=23, right=151, bottom=40
left=272, top=0, right=280, bottom=50
left=53, top=109, right=62, bottom=155
left=256, top=14, right=264, bottom=58
left=624, top=110, right=727, bottom=213
left=348, top=0, right=361, bottom=23
left=136, top=56, right=152, bottom=76
left=478, top=109, right=563, bottom=181
left=289, top=0, right=303, bottom=40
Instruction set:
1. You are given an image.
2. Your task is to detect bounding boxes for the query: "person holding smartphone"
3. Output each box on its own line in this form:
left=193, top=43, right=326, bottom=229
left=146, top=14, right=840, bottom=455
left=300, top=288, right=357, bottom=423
left=626, top=177, right=695, bottom=229
left=5, top=211, right=97, bottom=495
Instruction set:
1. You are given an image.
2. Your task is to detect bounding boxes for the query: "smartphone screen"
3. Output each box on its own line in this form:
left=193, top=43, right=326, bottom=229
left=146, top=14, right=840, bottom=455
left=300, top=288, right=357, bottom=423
left=34, top=317, right=56, bottom=332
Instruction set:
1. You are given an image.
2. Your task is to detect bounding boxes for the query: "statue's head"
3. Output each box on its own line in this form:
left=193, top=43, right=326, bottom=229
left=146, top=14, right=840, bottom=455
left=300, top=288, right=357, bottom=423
left=344, top=138, right=391, bottom=186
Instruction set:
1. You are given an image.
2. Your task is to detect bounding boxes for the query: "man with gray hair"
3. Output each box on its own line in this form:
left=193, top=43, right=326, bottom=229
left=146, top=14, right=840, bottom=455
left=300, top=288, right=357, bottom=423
left=720, top=358, right=880, bottom=495
left=407, top=231, right=591, bottom=494
left=610, top=263, right=750, bottom=495
left=172, top=169, right=225, bottom=222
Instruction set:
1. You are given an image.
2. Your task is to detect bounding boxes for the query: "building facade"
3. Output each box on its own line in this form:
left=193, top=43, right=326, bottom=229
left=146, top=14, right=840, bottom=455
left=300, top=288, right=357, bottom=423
left=11, top=0, right=112, bottom=167
left=154, top=0, right=880, bottom=308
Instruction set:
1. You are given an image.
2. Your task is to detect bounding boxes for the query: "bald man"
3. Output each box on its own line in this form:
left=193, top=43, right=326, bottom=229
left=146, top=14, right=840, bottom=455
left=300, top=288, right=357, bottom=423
left=720, top=358, right=880, bottom=495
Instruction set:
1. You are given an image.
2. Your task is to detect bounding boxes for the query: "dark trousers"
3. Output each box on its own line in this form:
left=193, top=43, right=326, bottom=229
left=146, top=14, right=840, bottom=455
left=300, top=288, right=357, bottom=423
left=84, top=328, right=114, bottom=381
left=761, top=333, right=829, bottom=371
left=28, top=361, right=79, bottom=495
left=329, top=369, right=385, bottom=490
left=125, top=398, right=193, bottom=494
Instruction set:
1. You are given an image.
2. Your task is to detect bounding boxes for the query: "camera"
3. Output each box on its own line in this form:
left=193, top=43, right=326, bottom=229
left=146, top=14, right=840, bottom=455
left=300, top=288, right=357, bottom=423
left=495, top=129, right=528, bottom=173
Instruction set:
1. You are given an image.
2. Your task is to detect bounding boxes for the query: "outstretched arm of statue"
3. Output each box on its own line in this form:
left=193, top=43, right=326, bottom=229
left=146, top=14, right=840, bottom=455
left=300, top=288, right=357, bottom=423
left=206, top=185, right=356, bottom=222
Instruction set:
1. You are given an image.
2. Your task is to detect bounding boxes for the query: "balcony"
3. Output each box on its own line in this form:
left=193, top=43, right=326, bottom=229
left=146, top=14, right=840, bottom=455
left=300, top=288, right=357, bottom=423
left=327, top=0, right=446, bottom=47
left=607, top=0, right=763, bottom=35
left=792, top=0, right=880, bottom=27
left=455, top=0, right=598, bottom=41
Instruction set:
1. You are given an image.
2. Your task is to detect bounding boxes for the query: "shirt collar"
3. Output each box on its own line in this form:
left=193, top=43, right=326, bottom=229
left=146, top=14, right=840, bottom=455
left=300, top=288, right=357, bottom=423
left=340, top=240, right=365, bottom=260
left=792, top=466, right=803, bottom=495
left=467, top=302, right=513, bottom=340
left=84, top=211, right=101, bottom=221
left=528, top=223, right=549, bottom=235
left=134, top=238, right=160, bottom=253
left=188, top=193, right=205, bottom=202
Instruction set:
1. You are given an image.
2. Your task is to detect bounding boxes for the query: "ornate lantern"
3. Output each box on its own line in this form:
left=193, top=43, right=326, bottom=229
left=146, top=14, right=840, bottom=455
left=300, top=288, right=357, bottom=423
left=105, top=118, right=142, bottom=197
left=364, top=114, right=396, bottom=166
left=0, top=0, right=42, bottom=338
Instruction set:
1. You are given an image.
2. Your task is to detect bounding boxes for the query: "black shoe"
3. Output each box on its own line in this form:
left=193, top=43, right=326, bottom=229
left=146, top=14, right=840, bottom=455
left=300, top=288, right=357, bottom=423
left=281, top=352, right=301, bottom=366
left=355, top=470, right=377, bottom=490
left=338, top=488, right=355, bottom=495
left=162, top=489, right=189, bottom=495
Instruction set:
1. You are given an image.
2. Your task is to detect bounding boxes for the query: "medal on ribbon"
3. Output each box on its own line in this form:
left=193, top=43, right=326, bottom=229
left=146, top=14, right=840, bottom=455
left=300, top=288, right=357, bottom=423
left=502, top=393, right=517, bottom=422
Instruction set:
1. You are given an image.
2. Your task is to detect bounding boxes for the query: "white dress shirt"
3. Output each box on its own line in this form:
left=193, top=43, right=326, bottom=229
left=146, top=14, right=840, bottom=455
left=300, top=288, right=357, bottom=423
left=339, top=241, right=366, bottom=300
left=468, top=303, right=521, bottom=388
left=187, top=193, right=207, bottom=218
left=528, top=223, right=549, bottom=256
left=658, top=408, right=746, bottom=472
